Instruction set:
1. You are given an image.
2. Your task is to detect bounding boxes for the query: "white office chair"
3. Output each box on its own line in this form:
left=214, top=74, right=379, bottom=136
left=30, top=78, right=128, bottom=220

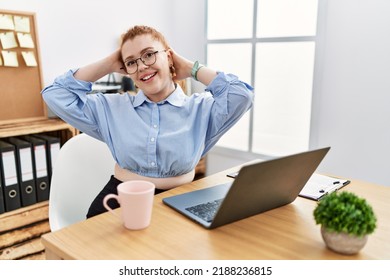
left=48, top=133, right=115, bottom=231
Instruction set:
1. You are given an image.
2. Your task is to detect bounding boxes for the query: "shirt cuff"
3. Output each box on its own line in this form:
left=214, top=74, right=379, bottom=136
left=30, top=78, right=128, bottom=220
left=63, top=68, right=93, bottom=92
left=205, top=72, right=254, bottom=97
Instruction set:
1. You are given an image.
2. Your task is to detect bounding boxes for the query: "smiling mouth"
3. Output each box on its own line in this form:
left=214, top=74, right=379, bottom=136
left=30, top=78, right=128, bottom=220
left=140, top=72, right=157, bottom=82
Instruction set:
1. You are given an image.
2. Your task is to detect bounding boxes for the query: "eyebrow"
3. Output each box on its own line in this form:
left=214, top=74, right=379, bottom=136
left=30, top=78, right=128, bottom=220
left=124, top=47, right=155, bottom=62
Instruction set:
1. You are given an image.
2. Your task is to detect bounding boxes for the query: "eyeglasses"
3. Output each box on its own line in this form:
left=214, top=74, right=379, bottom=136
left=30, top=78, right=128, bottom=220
left=123, top=50, right=167, bottom=74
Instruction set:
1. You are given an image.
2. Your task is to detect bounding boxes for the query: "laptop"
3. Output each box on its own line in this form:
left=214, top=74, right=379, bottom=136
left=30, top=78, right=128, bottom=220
left=163, top=147, right=330, bottom=229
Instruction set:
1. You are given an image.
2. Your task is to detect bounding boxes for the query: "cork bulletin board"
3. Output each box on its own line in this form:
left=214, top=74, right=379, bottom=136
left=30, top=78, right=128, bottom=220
left=0, top=9, right=47, bottom=125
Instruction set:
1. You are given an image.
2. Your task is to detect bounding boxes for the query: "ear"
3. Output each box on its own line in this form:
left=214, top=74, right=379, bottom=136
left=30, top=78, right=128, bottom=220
left=166, top=48, right=174, bottom=64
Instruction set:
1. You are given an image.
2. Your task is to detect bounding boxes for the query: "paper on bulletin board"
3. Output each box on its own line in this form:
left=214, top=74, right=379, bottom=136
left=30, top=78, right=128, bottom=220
left=0, top=14, right=15, bottom=30
left=14, top=16, right=30, bottom=33
left=1, top=50, right=18, bottom=67
left=17, top=32, right=35, bottom=48
left=0, top=31, right=18, bottom=49
left=21, top=51, right=37, bottom=66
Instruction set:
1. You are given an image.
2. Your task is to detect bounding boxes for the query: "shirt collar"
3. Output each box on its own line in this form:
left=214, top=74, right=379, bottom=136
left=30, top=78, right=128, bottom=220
left=133, top=84, right=187, bottom=108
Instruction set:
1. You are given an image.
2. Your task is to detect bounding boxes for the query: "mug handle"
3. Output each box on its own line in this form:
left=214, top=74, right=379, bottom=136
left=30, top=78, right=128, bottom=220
left=103, top=194, right=121, bottom=219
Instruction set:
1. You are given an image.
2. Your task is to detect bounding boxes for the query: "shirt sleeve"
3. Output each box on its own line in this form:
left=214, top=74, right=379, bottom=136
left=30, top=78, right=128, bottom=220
left=41, top=69, right=105, bottom=141
left=202, top=72, right=254, bottom=156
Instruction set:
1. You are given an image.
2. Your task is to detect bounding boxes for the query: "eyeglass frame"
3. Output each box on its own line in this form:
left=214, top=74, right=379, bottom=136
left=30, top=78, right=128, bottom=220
left=122, top=49, right=168, bottom=74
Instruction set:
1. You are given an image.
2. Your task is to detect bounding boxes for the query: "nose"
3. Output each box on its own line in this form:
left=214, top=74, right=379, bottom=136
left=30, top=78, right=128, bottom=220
left=137, top=59, right=149, bottom=72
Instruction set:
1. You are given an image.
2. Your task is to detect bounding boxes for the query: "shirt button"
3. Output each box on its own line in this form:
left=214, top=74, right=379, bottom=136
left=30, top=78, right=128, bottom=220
left=151, top=161, right=156, bottom=166
left=150, top=137, right=155, bottom=142
left=153, top=124, right=158, bottom=129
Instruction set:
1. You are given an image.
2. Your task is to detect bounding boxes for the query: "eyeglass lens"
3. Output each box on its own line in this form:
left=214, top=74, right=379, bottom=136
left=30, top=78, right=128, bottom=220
left=125, top=51, right=158, bottom=74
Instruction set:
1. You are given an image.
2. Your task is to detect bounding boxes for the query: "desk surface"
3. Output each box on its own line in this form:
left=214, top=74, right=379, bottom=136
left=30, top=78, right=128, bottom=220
left=41, top=164, right=390, bottom=260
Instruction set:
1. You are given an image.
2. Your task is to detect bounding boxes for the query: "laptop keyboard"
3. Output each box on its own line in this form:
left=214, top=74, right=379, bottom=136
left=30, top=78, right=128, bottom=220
left=185, top=199, right=223, bottom=222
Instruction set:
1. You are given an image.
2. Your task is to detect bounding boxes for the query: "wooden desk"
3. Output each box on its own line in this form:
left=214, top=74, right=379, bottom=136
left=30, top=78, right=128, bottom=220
left=41, top=165, right=390, bottom=260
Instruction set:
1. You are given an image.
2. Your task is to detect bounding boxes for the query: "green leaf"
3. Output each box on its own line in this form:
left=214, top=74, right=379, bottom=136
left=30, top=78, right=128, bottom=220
left=313, top=191, right=377, bottom=236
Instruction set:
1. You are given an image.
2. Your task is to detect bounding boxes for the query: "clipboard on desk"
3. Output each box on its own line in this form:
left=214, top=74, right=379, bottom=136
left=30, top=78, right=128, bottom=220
left=227, top=171, right=350, bottom=201
left=299, top=173, right=350, bottom=201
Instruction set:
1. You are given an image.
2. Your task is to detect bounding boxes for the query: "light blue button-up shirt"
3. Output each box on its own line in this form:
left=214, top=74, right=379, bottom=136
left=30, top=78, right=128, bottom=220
left=42, top=70, right=254, bottom=178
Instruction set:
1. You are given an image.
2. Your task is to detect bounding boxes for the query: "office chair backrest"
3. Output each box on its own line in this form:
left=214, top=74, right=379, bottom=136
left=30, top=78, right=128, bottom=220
left=49, top=133, right=115, bottom=231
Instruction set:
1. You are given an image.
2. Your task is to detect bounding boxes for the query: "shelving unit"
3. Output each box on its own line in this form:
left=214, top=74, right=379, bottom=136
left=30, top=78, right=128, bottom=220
left=0, top=9, right=75, bottom=259
left=0, top=119, right=77, bottom=260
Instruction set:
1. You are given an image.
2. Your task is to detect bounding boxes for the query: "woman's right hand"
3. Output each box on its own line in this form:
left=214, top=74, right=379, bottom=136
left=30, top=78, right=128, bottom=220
left=108, top=49, right=128, bottom=75
left=74, top=49, right=127, bottom=82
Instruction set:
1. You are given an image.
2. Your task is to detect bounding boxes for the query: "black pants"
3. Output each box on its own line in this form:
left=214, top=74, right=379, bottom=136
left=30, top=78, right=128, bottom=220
left=86, top=175, right=167, bottom=219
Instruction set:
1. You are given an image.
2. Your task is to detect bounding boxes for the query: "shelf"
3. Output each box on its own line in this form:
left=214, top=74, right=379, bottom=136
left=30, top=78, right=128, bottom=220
left=0, top=118, right=77, bottom=260
left=0, top=118, right=77, bottom=138
left=0, top=201, right=49, bottom=260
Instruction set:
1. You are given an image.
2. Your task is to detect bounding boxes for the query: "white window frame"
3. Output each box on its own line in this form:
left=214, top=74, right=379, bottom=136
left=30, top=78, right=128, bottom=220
left=205, top=0, right=322, bottom=159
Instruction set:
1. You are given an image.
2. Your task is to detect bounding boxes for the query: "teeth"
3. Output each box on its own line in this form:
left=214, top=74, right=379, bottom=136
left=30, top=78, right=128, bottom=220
left=141, top=73, right=155, bottom=81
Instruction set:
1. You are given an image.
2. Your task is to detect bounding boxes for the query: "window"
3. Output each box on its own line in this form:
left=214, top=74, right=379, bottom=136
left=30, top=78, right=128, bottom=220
left=206, top=0, right=318, bottom=156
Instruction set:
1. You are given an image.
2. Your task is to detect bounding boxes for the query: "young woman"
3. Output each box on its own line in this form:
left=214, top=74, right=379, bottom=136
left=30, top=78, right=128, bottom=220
left=42, top=25, right=254, bottom=218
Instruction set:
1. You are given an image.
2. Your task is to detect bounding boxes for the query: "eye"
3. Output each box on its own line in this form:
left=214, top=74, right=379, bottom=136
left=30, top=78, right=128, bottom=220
left=143, top=52, right=155, bottom=59
left=125, top=60, right=136, bottom=67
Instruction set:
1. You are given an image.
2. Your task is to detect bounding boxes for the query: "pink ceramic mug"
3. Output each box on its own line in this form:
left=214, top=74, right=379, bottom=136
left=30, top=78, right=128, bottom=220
left=103, top=180, right=155, bottom=230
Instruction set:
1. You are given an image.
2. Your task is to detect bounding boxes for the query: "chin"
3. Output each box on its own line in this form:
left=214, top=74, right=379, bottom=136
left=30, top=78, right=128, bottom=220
left=142, top=84, right=161, bottom=95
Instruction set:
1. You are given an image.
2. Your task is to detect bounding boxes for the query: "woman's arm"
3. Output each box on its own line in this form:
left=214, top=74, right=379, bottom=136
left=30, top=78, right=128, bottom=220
left=170, top=49, right=254, bottom=156
left=41, top=49, right=126, bottom=140
left=74, top=49, right=127, bottom=82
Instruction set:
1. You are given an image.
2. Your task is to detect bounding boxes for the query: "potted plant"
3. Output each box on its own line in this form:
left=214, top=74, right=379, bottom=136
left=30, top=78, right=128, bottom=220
left=313, top=191, right=377, bottom=255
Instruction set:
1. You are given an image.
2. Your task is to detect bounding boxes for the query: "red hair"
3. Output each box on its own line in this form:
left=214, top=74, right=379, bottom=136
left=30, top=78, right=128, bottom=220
left=121, top=25, right=170, bottom=49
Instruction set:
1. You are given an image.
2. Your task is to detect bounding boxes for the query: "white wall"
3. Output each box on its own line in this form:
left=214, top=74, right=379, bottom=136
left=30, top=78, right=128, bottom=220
left=310, top=0, right=390, bottom=186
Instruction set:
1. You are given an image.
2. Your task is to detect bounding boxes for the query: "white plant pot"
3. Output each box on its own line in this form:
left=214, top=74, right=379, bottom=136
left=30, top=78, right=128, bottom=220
left=321, top=226, right=368, bottom=255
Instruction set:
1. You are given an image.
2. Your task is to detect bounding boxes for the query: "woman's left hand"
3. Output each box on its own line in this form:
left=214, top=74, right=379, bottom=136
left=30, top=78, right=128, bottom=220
left=169, top=48, right=193, bottom=80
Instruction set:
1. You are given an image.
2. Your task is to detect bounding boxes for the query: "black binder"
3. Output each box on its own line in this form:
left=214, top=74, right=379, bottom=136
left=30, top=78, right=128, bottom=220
left=21, top=135, right=50, bottom=202
left=0, top=165, right=5, bottom=214
left=34, top=134, right=61, bottom=183
left=6, top=137, right=37, bottom=207
left=0, top=140, right=22, bottom=212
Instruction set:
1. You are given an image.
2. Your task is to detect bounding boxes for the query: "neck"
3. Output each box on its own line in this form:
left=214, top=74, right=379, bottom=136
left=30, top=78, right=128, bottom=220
left=147, top=81, right=176, bottom=103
